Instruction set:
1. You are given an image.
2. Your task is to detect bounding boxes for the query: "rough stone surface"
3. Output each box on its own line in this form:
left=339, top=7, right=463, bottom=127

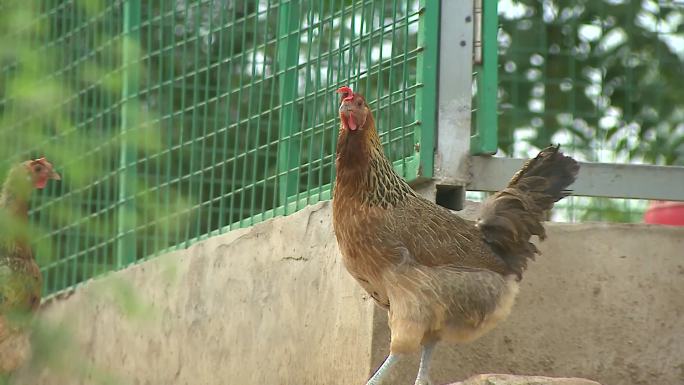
left=448, top=374, right=601, bottom=385
left=10, top=201, right=684, bottom=385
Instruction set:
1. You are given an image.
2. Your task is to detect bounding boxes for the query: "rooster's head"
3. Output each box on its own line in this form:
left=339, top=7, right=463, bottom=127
left=337, top=86, right=370, bottom=132
left=22, top=157, right=61, bottom=189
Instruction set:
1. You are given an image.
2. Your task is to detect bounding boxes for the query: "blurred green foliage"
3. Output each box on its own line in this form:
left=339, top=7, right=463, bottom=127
left=0, top=0, right=190, bottom=294
left=496, top=0, right=683, bottom=223
left=498, top=0, right=684, bottom=165
left=1, top=277, right=159, bottom=384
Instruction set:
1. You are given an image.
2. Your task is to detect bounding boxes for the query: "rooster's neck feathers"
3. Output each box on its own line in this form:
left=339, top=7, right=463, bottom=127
left=0, top=168, right=33, bottom=262
left=335, top=115, right=416, bottom=209
left=0, top=166, right=32, bottom=221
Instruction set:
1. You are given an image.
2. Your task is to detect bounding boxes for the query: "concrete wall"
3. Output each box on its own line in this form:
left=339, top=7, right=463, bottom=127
left=13, top=202, right=684, bottom=385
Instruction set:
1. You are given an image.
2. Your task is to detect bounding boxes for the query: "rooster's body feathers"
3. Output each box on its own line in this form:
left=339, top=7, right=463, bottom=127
left=331, top=87, right=579, bottom=385
left=0, top=159, right=60, bottom=374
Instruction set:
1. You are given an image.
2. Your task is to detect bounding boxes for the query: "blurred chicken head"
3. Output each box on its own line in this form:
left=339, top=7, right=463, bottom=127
left=23, top=157, right=60, bottom=189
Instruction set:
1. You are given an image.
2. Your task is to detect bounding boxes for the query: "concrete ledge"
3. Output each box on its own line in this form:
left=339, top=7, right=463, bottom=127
left=12, top=201, right=684, bottom=385
left=449, top=374, right=602, bottom=385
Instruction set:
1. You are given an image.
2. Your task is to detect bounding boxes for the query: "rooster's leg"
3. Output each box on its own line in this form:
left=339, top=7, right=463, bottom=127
left=366, top=353, right=401, bottom=385
left=414, top=342, right=436, bottom=385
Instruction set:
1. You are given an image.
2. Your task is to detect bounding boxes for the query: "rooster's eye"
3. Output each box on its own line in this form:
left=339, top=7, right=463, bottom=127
left=34, top=165, right=43, bottom=173
left=357, top=100, right=363, bottom=107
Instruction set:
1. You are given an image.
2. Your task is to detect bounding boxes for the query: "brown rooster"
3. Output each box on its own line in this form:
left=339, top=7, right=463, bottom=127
left=332, top=86, right=579, bottom=385
left=0, top=157, right=60, bottom=373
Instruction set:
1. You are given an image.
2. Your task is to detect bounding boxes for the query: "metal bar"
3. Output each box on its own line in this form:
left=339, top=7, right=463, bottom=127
left=415, top=0, right=440, bottom=179
left=186, top=2, right=202, bottom=247
left=386, top=0, right=399, bottom=164
left=471, top=0, right=497, bottom=155
left=469, top=157, right=684, bottom=201
left=276, top=1, right=302, bottom=212
left=116, top=0, right=140, bottom=267
left=473, top=0, right=482, bottom=64
left=434, top=0, right=474, bottom=186
left=264, top=1, right=280, bottom=228
left=218, top=3, right=238, bottom=230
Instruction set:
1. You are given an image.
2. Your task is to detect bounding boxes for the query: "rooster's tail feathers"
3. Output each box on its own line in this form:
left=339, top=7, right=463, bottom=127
left=476, top=145, right=580, bottom=278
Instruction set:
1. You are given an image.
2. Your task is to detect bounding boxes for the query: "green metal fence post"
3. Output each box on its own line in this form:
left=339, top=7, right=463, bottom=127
left=415, top=0, right=440, bottom=179
left=471, top=0, right=498, bottom=155
left=276, top=1, right=302, bottom=213
left=117, top=0, right=140, bottom=267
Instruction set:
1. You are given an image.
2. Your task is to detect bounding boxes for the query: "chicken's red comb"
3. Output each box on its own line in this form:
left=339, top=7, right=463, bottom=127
left=336, top=86, right=354, bottom=101
left=30, top=157, right=49, bottom=166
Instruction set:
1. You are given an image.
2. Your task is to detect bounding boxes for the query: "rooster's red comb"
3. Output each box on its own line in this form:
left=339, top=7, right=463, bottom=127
left=30, top=157, right=49, bottom=166
left=336, top=86, right=354, bottom=102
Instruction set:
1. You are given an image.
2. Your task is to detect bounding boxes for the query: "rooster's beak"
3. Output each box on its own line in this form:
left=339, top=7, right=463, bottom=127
left=50, top=170, right=61, bottom=180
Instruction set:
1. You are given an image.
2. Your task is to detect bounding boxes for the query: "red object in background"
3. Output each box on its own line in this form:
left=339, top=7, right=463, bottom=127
left=644, top=201, right=684, bottom=226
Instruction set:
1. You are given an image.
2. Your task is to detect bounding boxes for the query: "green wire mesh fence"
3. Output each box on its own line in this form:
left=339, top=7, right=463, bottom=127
left=0, top=0, right=438, bottom=295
